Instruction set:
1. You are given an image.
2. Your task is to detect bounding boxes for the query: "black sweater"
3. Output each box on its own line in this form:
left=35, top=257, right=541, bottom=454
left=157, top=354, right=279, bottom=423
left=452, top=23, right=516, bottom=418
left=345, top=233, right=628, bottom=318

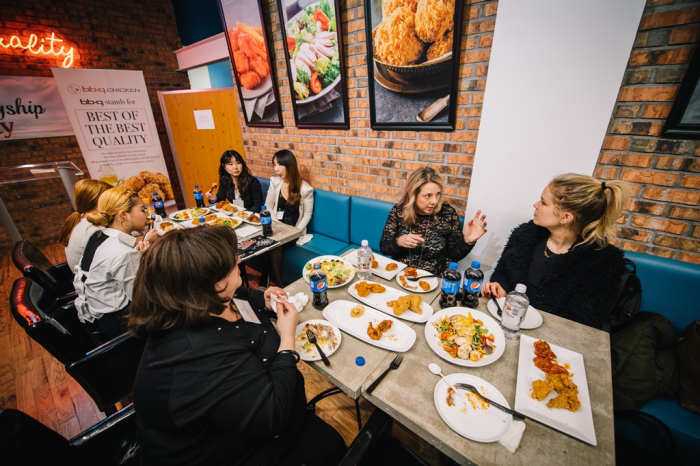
left=214, top=175, right=264, bottom=213
left=133, top=287, right=305, bottom=466
left=490, top=221, right=626, bottom=329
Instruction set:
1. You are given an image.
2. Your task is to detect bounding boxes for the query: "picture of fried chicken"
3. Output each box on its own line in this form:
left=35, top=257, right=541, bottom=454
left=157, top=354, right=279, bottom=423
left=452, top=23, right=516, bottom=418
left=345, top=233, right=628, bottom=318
left=383, top=0, right=419, bottom=16
left=354, top=281, right=386, bottom=297
left=250, top=55, right=269, bottom=78
left=387, top=295, right=422, bottom=316
left=386, top=263, right=398, bottom=271
left=234, top=50, right=249, bottom=74
left=229, top=23, right=269, bottom=91
left=139, top=171, right=169, bottom=186
left=139, top=183, right=165, bottom=204
left=415, top=0, right=455, bottom=44
left=418, top=280, right=431, bottom=291
left=161, top=182, right=174, bottom=200
left=120, top=175, right=145, bottom=192
left=426, top=30, right=453, bottom=61
left=239, top=71, right=261, bottom=90
left=373, top=7, right=424, bottom=66
left=404, top=267, right=418, bottom=278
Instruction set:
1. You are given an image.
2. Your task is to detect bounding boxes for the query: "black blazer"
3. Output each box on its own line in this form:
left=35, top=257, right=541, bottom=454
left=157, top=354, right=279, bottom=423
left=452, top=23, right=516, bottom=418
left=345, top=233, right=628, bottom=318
left=214, top=176, right=264, bottom=213
left=490, top=221, right=626, bottom=329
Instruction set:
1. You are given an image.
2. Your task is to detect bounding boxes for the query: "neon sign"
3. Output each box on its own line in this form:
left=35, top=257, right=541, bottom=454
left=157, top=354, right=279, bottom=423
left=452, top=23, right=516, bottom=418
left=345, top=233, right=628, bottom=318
left=0, top=32, right=74, bottom=68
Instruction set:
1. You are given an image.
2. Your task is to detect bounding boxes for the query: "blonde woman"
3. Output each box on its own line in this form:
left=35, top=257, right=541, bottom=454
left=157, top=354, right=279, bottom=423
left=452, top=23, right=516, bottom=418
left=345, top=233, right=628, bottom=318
left=58, top=179, right=113, bottom=270
left=484, top=174, right=631, bottom=329
left=73, top=186, right=158, bottom=339
left=379, top=167, right=487, bottom=274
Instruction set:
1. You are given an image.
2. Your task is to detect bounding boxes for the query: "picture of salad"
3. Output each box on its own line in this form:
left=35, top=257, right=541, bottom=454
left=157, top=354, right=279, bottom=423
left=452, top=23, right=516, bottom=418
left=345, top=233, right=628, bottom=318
left=285, top=0, right=341, bottom=103
left=432, top=312, right=495, bottom=362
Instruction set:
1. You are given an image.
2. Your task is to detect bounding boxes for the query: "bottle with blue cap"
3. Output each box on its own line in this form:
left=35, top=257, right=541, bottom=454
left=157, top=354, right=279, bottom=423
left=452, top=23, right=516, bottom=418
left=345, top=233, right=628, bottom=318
left=260, top=205, right=273, bottom=237
left=309, top=262, right=328, bottom=309
left=193, top=185, right=206, bottom=208
left=439, top=262, right=462, bottom=309
left=461, top=261, right=484, bottom=309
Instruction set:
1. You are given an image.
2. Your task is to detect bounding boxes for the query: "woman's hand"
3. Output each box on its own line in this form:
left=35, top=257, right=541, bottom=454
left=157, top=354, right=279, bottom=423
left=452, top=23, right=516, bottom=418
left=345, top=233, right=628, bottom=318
left=264, top=286, right=288, bottom=310
left=275, top=296, right=299, bottom=351
left=482, top=282, right=506, bottom=298
left=463, top=210, right=487, bottom=244
left=206, top=190, right=217, bottom=202
left=144, top=228, right=159, bottom=243
left=397, top=234, right=424, bottom=249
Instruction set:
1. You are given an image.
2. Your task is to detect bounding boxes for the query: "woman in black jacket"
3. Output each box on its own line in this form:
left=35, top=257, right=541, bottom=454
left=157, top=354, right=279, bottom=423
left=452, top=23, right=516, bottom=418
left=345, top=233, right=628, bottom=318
left=206, top=150, right=264, bottom=213
left=484, top=173, right=631, bottom=329
left=129, top=227, right=345, bottom=466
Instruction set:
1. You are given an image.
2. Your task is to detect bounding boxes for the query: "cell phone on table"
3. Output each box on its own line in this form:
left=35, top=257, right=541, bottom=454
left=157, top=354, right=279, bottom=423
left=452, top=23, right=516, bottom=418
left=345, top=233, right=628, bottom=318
left=239, top=240, right=255, bottom=251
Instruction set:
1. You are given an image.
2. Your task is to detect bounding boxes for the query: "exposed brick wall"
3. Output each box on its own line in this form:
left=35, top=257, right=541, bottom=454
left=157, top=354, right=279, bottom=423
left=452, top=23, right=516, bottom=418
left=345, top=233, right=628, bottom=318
left=0, top=0, right=189, bottom=257
left=240, top=0, right=497, bottom=212
left=596, top=0, right=700, bottom=264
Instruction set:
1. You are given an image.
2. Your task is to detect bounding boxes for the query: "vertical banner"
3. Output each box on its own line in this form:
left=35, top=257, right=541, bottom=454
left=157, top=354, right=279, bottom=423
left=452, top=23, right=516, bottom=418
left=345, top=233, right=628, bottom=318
left=52, top=68, right=174, bottom=202
left=0, top=76, right=73, bottom=140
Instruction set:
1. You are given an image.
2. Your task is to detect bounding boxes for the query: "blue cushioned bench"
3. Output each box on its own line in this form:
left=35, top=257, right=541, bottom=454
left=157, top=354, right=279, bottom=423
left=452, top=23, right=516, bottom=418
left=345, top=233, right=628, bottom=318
left=622, top=251, right=700, bottom=466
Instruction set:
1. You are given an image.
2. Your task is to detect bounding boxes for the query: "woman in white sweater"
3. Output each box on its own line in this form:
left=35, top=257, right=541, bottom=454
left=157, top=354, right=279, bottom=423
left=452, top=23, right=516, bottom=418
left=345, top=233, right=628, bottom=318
left=260, top=150, right=314, bottom=287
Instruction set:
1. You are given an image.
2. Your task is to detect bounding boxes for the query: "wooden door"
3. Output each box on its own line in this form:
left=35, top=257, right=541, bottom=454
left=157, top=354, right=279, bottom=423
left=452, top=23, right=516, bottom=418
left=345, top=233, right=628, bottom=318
left=159, top=88, right=244, bottom=208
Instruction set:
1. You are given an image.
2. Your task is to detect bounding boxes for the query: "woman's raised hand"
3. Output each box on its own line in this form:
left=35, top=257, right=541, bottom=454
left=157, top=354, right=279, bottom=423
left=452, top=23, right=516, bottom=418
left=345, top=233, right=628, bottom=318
left=463, top=210, right=487, bottom=244
left=397, top=234, right=424, bottom=249
left=275, top=295, right=299, bottom=351
left=482, top=282, right=506, bottom=298
left=206, top=190, right=217, bottom=202
left=264, top=286, right=288, bottom=311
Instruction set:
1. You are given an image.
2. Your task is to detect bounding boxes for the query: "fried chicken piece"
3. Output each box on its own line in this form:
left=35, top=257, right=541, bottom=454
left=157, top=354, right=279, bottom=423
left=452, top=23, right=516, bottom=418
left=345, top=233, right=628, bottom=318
left=234, top=50, right=250, bottom=74
left=387, top=296, right=411, bottom=316
left=377, top=320, right=393, bottom=333
left=546, top=374, right=580, bottom=411
left=534, top=340, right=557, bottom=360
left=367, top=322, right=382, bottom=340
left=355, top=281, right=372, bottom=297
left=418, top=280, right=430, bottom=291
left=239, top=71, right=261, bottom=90
left=404, top=267, right=418, bottom=278
left=372, top=260, right=379, bottom=269
left=426, top=30, right=453, bottom=61
left=228, top=29, right=240, bottom=52
left=383, top=0, right=419, bottom=16
left=534, top=356, right=569, bottom=375
left=531, top=379, right=553, bottom=401
left=139, top=183, right=165, bottom=203
left=250, top=55, right=269, bottom=78
left=161, top=182, right=174, bottom=200
left=415, top=0, right=455, bottom=44
left=386, top=263, right=398, bottom=271
left=370, top=283, right=386, bottom=293
left=409, top=295, right=423, bottom=314
left=139, top=171, right=170, bottom=185
left=350, top=305, right=364, bottom=318
left=120, top=175, right=145, bottom=192
left=373, top=7, right=424, bottom=66
left=238, top=33, right=257, bottom=58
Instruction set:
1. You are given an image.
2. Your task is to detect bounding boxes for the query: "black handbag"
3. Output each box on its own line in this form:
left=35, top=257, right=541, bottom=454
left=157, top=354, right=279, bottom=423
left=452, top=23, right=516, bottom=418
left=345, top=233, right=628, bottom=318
left=603, top=258, right=642, bottom=333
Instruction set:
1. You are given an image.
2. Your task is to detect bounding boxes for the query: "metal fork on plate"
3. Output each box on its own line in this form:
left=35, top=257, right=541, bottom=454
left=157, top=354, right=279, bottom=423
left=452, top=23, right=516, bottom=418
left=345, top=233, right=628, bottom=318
left=306, top=330, right=330, bottom=366
left=366, top=354, right=403, bottom=394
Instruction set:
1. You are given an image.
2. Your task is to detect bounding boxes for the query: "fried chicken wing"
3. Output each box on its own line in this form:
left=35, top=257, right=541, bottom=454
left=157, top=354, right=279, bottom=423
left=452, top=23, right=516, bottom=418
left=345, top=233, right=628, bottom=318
left=409, top=295, right=423, bottom=314
left=238, top=33, right=257, bottom=58
left=386, top=263, right=398, bottom=271
left=250, top=55, right=269, bottom=78
left=418, top=280, right=430, bottom=291
left=534, top=340, right=557, bottom=360
left=372, top=260, right=379, bottom=269
left=377, top=320, right=393, bottom=333
left=404, top=267, right=418, bottom=278
left=373, top=7, right=424, bottom=66
left=228, top=29, right=240, bottom=52
left=415, top=0, right=455, bottom=44
left=531, top=379, right=553, bottom=401
left=239, top=71, right=261, bottom=90
left=234, top=50, right=250, bottom=74
left=367, top=322, right=382, bottom=340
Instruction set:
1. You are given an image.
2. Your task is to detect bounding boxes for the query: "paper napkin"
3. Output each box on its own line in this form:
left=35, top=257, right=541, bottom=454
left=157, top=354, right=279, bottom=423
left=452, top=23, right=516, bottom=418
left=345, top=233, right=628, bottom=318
left=296, top=234, right=313, bottom=245
left=271, top=291, right=309, bottom=313
left=498, top=420, right=526, bottom=453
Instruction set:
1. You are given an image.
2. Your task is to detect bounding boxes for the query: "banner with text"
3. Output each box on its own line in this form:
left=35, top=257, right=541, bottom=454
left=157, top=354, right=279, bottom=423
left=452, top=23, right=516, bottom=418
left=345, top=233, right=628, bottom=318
left=0, top=76, right=74, bottom=140
left=52, top=68, right=174, bottom=202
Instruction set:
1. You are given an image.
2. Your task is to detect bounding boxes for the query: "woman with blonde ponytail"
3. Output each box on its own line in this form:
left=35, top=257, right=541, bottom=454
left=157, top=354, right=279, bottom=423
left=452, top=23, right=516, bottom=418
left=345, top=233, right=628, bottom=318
left=484, top=174, right=631, bottom=329
left=59, top=179, right=113, bottom=270
left=73, top=186, right=158, bottom=339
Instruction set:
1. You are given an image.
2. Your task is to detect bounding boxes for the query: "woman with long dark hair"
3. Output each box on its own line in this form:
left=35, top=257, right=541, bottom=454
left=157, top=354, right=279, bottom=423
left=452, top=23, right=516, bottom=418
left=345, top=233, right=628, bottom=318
left=206, top=150, right=264, bottom=213
left=129, top=226, right=345, bottom=466
left=260, top=149, right=314, bottom=287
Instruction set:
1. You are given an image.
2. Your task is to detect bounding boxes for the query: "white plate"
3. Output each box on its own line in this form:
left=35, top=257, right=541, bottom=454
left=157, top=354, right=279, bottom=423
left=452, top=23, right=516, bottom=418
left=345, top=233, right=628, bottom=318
left=295, top=319, right=341, bottom=362
left=395, top=268, right=438, bottom=293
left=348, top=280, right=433, bottom=323
left=434, top=373, right=512, bottom=443
left=243, top=212, right=262, bottom=225
left=169, top=208, right=211, bottom=222
left=323, top=300, right=416, bottom=352
left=205, top=215, right=243, bottom=229
left=240, top=72, right=273, bottom=100
left=487, top=297, right=543, bottom=330
left=302, top=255, right=356, bottom=288
left=515, top=335, right=596, bottom=446
left=344, top=250, right=407, bottom=280
left=425, top=308, right=505, bottom=367
left=153, top=221, right=183, bottom=236
left=210, top=202, right=240, bottom=216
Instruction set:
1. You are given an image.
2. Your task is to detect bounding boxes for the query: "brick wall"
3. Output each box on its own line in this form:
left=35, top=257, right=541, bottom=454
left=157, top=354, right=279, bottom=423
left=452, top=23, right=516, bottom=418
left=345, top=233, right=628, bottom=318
left=596, top=0, right=700, bottom=264
left=0, top=0, right=189, bottom=257
left=240, top=0, right=497, bottom=212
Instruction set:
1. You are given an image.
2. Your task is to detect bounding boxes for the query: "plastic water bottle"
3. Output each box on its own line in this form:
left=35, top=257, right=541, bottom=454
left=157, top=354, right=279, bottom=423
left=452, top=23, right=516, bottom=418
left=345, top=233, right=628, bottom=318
left=439, top=262, right=462, bottom=309
left=501, top=284, right=529, bottom=339
left=260, top=205, right=273, bottom=237
left=193, top=185, right=206, bottom=208
left=309, top=263, right=329, bottom=309
left=151, top=192, right=166, bottom=217
left=460, top=261, right=484, bottom=309
left=357, top=240, right=373, bottom=281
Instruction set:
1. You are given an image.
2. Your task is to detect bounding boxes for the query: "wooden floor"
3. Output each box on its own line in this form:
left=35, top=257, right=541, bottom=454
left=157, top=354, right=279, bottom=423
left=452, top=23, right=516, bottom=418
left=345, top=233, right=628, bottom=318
left=1, top=244, right=448, bottom=465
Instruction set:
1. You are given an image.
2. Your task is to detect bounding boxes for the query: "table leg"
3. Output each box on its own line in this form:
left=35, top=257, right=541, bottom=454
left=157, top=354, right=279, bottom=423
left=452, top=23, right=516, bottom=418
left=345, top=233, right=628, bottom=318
left=355, top=398, right=362, bottom=431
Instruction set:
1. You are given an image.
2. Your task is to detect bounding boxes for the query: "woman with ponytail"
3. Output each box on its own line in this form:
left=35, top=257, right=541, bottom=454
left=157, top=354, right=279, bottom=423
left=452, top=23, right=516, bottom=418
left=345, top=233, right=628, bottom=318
left=73, top=186, right=158, bottom=339
left=484, top=174, right=631, bottom=329
left=59, top=179, right=113, bottom=270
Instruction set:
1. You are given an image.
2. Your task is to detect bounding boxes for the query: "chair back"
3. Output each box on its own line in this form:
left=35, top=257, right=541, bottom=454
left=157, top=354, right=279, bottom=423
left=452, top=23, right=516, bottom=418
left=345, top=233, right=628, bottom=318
left=0, top=408, right=72, bottom=466
left=308, top=189, right=351, bottom=242
left=257, top=176, right=270, bottom=202
left=9, top=278, right=93, bottom=365
left=71, top=404, right=140, bottom=466
left=12, top=240, right=75, bottom=297
left=67, top=333, right=146, bottom=412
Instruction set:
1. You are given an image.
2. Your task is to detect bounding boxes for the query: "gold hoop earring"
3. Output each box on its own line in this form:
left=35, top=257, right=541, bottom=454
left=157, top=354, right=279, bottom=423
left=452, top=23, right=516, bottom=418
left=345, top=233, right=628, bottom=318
left=120, top=220, right=134, bottom=230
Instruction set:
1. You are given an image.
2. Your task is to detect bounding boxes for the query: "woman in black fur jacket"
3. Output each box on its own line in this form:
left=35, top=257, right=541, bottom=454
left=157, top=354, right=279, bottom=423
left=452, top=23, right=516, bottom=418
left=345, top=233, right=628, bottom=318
left=485, top=174, right=631, bottom=329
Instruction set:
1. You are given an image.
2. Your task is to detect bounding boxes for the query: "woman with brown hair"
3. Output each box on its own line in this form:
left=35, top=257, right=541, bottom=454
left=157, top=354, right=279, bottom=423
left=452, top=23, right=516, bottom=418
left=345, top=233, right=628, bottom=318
left=260, top=149, right=315, bottom=287
left=58, top=179, right=113, bottom=270
left=484, top=173, right=631, bottom=329
left=205, top=150, right=264, bottom=212
left=129, top=226, right=345, bottom=466
left=73, top=186, right=158, bottom=339
left=380, top=167, right=488, bottom=274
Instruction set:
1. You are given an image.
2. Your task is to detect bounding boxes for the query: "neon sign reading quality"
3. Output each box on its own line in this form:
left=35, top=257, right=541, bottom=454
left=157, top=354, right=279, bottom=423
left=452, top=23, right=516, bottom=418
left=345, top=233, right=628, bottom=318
left=0, top=32, right=75, bottom=68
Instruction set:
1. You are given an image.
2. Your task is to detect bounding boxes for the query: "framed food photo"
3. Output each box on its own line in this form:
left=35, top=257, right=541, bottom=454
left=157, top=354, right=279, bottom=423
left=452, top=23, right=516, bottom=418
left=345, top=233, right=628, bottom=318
left=663, top=42, right=700, bottom=139
left=276, top=0, right=349, bottom=129
left=364, top=0, right=464, bottom=131
left=218, top=0, right=283, bottom=128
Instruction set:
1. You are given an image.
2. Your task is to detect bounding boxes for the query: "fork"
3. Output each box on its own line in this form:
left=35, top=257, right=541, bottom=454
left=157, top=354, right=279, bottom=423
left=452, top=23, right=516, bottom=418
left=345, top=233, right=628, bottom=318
left=455, top=383, right=525, bottom=420
left=366, top=354, right=403, bottom=394
left=306, top=330, right=330, bottom=366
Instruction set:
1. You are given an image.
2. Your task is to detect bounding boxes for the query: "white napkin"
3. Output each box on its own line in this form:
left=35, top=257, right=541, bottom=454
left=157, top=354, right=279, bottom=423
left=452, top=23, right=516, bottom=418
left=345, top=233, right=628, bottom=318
left=271, top=291, right=309, bottom=312
left=498, top=420, right=526, bottom=453
left=296, top=234, right=313, bottom=245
